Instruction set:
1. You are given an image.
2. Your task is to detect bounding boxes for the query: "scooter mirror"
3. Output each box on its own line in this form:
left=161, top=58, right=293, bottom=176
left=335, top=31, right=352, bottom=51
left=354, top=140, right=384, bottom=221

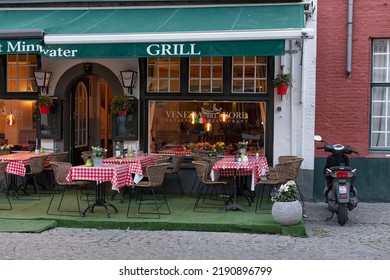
left=313, top=135, right=323, bottom=142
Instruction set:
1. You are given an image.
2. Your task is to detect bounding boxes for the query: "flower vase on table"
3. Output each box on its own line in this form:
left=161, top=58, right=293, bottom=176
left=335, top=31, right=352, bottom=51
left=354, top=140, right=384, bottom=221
left=93, top=157, right=103, bottom=167
left=271, top=180, right=302, bottom=225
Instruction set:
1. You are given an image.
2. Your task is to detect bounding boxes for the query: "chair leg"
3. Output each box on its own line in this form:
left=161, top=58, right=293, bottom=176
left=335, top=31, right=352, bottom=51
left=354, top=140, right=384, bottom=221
left=0, top=183, right=12, bottom=210
left=297, top=184, right=305, bottom=207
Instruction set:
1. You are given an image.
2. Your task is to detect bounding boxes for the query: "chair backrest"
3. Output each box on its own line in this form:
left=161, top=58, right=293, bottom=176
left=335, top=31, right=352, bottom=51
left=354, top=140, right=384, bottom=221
left=169, top=155, right=184, bottom=172
left=0, top=149, right=10, bottom=155
left=50, top=161, right=72, bottom=186
left=288, top=157, right=304, bottom=180
left=0, top=161, right=9, bottom=182
left=81, top=154, right=90, bottom=163
left=203, top=157, right=221, bottom=174
left=274, top=161, right=294, bottom=184
left=156, top=156, right=170, bottom=164
left=29, top=155, right=49, bottom=174
left=192, top=160, right=210, bottom=183
left=146, top=163, right=169, bottom=187
left=46, top=152, right=69, bottom=169
left=278, top=155, right=298, bottom=163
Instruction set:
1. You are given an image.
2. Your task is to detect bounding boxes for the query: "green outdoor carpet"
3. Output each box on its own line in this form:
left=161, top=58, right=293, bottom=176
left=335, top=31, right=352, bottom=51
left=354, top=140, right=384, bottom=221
left=0, top=218, right=58, bottom=233
left=0, top=190, right=307, bottom=237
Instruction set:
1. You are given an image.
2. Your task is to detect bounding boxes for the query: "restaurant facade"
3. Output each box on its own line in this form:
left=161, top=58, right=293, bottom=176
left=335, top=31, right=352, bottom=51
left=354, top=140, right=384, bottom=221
left=0, top=1, right=317, bottom=197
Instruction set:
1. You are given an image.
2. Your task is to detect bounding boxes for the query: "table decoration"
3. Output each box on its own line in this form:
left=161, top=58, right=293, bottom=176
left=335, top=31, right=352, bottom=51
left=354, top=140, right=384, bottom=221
left=92, top=146, right=107, bottom=167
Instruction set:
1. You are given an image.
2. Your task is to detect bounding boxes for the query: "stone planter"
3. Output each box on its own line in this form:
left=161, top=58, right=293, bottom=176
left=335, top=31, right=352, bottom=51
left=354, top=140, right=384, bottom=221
left=271, top=200, right=302, bottom=225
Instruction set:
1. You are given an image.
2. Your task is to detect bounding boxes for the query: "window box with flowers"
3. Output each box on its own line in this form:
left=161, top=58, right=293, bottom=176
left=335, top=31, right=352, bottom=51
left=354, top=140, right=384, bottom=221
left=37, top=94, right=54, bottom=114
left=271, top=180, right=302, bottom=225
left=189, top=142, right=225, bottom=156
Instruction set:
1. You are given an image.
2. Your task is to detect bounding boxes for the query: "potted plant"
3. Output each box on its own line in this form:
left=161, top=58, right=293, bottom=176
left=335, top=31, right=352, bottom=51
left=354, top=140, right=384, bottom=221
left=273, top=73, right=292, bottom=95
left=237, top=140, right=248, bottom=155
left=37, top=94, right=54, bottom=114
left=271, top=180, right=302, bottom=225
left=111, top=95, right=134, bottom=115
left=91, top=146, right=107, bottom=167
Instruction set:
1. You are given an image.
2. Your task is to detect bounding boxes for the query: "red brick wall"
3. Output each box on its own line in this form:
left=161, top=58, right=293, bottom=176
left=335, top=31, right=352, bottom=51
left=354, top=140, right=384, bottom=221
left=316, top=0, right=390, bottom=156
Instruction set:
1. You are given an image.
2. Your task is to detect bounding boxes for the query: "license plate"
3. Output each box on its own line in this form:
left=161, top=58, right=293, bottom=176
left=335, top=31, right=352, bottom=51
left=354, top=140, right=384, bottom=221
left=339, top=185, right=347, bottom=194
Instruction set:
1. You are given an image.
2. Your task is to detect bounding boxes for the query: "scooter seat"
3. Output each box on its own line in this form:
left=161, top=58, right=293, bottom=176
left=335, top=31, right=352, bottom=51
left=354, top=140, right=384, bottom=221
left=328, top=166, right=352, bottom=171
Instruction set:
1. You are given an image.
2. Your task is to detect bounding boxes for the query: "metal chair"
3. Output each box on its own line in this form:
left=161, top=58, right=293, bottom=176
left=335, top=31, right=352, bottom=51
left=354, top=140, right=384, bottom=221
left=0, top=161, right=12, bottom=210
left=164, top=155, right=184, bottom=196
left=127, top=163, right=170, bottom=219
left=21, top=155, right=49, bottom=199
left=44, top=151, right=69, bottom=190
left=255, top=161, right=291, bottom=213
left=46, top=161, right=91, bottom=216
left=192, top=160, right=229, bottom=212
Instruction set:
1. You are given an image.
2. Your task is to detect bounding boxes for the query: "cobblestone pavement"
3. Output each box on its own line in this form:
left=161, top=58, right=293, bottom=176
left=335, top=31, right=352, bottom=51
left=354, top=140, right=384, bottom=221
left=0, top=202, right=390, bottom=260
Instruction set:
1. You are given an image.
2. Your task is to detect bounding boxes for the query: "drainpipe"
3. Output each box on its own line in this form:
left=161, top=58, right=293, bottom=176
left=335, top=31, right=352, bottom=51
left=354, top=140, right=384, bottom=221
left=346, top=0, right=354, bottom=78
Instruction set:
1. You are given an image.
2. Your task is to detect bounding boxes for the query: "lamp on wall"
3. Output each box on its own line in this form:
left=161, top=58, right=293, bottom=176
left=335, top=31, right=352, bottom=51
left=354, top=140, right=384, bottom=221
left=34, top=70, right=52, bottom=94
left=204, top=122, right=212, bottom=132
left=189, top=111, right=198, bottom=124
left=6, top=111, right=16, bottom=126
left=120, top=70, right=138, bottom=95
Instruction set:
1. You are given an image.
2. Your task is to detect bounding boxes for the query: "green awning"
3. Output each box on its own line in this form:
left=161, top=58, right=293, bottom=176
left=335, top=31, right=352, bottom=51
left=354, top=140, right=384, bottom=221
left=0, top=5, right=311, bottom=58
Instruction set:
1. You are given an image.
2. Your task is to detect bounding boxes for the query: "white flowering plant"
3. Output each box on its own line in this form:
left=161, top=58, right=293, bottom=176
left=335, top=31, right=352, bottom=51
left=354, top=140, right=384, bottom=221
left=0, top=144, right=13, bottom=150
left=92, top=146, right=107, bottom=158
left=237, top=140, right=248, bottom=149
left=271, top=180, right=298, bottom=202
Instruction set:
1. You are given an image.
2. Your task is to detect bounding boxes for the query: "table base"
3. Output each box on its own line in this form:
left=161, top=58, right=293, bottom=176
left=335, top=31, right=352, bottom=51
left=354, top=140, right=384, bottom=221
left=81, top=182, right=118, bottom=218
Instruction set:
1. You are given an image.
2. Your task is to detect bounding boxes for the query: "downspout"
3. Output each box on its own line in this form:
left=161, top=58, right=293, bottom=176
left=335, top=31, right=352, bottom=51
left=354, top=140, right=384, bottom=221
left=346, top=0, right=354, bottom=78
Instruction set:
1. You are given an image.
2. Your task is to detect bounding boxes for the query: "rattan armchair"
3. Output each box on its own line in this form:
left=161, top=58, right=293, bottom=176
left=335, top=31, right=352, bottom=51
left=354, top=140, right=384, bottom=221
left=22, top=155, right=49, bottom=199
left=44, top=151, right=69, bottom=190
left=127, top=163, right=170, bottom=219
left=165, top=155, right=185, bottom=196
left=192, top=160, right=229, bottom=212
left=0, top=161, right=11, bottom=210
left=255, top=161, right=291, bottom=213
left=46, top=161, right=91, bottom=216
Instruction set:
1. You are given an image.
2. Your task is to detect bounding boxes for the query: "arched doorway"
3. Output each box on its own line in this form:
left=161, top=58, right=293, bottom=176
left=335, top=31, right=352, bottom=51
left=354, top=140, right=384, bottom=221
left=70, top=76, right=113, bottom=165
left=54, top=63, right=123, bottom=165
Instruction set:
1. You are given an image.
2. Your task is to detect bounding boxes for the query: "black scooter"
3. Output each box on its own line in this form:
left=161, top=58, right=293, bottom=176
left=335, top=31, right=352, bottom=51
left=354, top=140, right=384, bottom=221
left=314, top=135, right=359, bottom=225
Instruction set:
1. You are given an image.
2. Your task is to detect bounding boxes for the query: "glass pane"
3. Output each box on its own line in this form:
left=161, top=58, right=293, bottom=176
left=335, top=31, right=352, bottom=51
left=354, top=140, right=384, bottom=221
left=372, top=87, right=387, bottom=100
left=372, top=117, right=386, bottom=131
left=373, top=40, right=387, bottom=53
left=232, top=56, right=267, bottom=94
left=148, top=101, right=266, bottom=155
left=373, top=69, right=387, bottom=82
left=373, top=54, right=387, bottom=67
left=372, top=102, right=386, bottom=116
left=372, top=133, right=385, bottom=146
left=6, top=54, right=37, bottom=93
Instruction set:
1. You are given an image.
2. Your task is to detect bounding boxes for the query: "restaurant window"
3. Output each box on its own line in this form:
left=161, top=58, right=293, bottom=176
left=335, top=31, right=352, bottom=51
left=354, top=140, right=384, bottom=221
left=370, top=39, right=390, bottom=149
left=189, top=57, right=223, bottom=93
left=232, top=56, right=267, bottom=93
left=0, top=100, right=37, bottom=149
left=147, top=58, right=180, bottom=92
left=148, top=101, right=265, bottom=154
left=7, top=54, right=38, bottom=92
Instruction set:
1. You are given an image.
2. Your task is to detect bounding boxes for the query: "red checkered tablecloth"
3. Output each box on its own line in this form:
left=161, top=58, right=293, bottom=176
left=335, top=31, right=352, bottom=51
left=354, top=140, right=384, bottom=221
left=103, top=155, right=160, bottom=175
left=0, top=152, right=52, bottom=176
left=211, top=155, right=269, bottom=191
left=67, top=164, right=134, bottom=191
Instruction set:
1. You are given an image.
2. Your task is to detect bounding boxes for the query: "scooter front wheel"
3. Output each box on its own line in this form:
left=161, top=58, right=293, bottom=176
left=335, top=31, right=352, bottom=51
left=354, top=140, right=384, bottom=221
left=337, top=203, right=348, bottom=226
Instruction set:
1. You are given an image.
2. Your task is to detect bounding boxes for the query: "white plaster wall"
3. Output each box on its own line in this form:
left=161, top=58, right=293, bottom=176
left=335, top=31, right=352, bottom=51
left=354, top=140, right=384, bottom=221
left=273, top=0, right=317, bottom=171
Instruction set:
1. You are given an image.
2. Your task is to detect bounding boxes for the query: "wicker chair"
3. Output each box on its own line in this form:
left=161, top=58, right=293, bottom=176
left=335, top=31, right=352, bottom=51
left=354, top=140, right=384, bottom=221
left=44, top=152, right=69, bottom=190
left=192, top=160, right=229, bottom=212
left=0, top=161, right=12, bottom=210
left=46, top=161, right=91, bottom=216
left=255, top=161, right=291, bottom=213
left=164, top=155, right=185, bottom=196
left=22, top=155, right=49, bottom=199
left=127, top=163, right=170, bottom=219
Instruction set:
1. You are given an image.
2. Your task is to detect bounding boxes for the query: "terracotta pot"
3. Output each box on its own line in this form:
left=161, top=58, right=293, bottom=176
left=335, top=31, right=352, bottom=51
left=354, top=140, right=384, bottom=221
left=117, top=111, right=127, bottom=116
left=272, top=200, right=302, bottom=225
left=39, top=104, right=51, bottom=114
left=276, top=84, right=289, bottom=95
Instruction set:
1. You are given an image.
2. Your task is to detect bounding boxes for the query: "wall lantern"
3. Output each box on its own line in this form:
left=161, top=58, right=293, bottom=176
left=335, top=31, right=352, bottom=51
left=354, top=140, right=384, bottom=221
left=120, top=70, right=138, bottom=95
left=218, top=112, right=230, bottom=123
left=34, top=70, right=52, bottom=94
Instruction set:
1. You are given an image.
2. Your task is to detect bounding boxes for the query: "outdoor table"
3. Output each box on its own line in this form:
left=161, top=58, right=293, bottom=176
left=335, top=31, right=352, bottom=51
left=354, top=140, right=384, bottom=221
left=210, top=155, right=269, bottom=211
left=103, top=154, right=161, bottom=184
left=66, top=164, right=134, bottom=217
left=0, top=151, right=52, bottom=198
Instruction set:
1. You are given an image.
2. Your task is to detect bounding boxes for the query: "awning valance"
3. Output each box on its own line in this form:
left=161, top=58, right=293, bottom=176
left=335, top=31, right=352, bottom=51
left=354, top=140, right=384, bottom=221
left=0, top=4, right=313, bottom=58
